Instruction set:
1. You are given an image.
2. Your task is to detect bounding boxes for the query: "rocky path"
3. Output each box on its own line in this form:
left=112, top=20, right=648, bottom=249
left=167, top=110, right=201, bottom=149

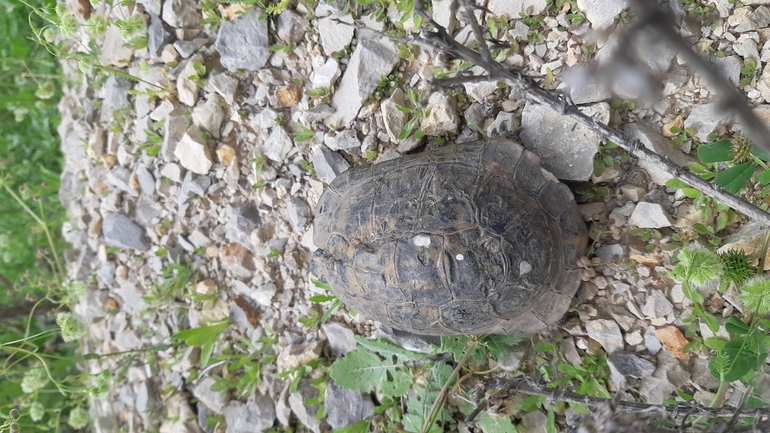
left=55, top=0, right=770, bottom=431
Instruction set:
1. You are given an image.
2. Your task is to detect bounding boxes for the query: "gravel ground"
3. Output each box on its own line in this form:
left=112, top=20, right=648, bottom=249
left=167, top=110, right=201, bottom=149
left=55, top=0, right=770, bottom=431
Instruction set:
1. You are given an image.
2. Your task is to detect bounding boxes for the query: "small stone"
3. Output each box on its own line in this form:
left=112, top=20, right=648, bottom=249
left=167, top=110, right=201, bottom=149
left=431, top=0, right=456, bottom=34
left=625, top=330, right=643, bottom=346
left=577, top=0, right=629, bottom=28
left=381, top=88, right=407, bottom=143
left=642, top=290, right=674, bottom=319
left=486, top=111, right=519, bottom=137
left=624, top=123, right=698, bottom=185
left=288, top=379, right=325, bottom=433
left=215, top=8, right=270, bottom=72
left=222, top=394, right=276, bottom=433
left=684, top=103, right=732, bottom=142
left=178, top=54, right=203, bottom=106
left=628, top=202, right=672, bottom=228
left=196, top=279, right=217, bottom=295
left=192, top=94, right=225, bottom=138
left=162, top=0, right=200, bottom=27
left=206, top=72, right=239, bottom=105
left=520, top=102, right=610, bottom=181
left=313, top=58, right=340, bottom=89
left=220, top=242, right=256, bottom=279
left=594, top=244, right=626, bottom=263
left=331, top=36, right=399, bottom=126
left=217, top=144, right=236, bottom=166
left=161, top=163, right=183, bottom=182
left=264, top=126, right=294, bottom=163
left=655, top=325, right=690, bottom=360
left=174, top=38, right=208, bottom=59
left=311, top=146, right=351, bottom=183
left=100, top=75, right=133, bottom=123
left=420, top=92, right=459, bottom=136
left=322, top=322, right=357, bottom=357
left=325, top=381, right=375, bottom=429
left=325, top=129, right=360, bottom=151
left=100, top=25, right=134, bottom=66
left=277, top=10, right=307, bottom=44
left=175, top=126, right=213, bottom=175
left=318, top=13, right=354, bottom=55
left=714, top=55, right=742, bottom=86
left=585, top=319, right=624, bottom=354
left=645, top=327, right=662, bottom=354
left=288, top=197, right=312, bottom=230
left=194, top=377, right=228, bottom=414
left=620, top=184, right=645, bottom=202
left=521, top=411, right=548, bottom=433
left=135, top=164, right=155, bottom=195
left=103, top=213, right=150, bottom=252
left=274, top=85, right=302, bottom=109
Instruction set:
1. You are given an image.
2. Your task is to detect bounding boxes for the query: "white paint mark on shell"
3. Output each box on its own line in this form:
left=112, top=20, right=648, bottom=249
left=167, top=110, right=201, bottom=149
left=520, top=261, right=532, bottom=275
left=456, top=254, right=464, bottom=261
left=413, top=234, right=431, bottom=247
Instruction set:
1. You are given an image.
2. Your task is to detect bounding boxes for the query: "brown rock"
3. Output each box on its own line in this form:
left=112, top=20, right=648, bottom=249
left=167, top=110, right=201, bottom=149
left=655, top=325, right=690, bottom=360
left=216, top=144, right=236, bottom=166
left=274, top=85, right=302, bottom=108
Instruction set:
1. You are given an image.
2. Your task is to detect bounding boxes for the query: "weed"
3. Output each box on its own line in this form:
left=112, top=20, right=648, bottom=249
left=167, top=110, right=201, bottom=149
left=740, top=58, right=758, bottom=87
left=395, top=88, right=426, bottom=140
left=250, top=153, right=267, bottom=189
left=293, top=123, right=315, bottom=143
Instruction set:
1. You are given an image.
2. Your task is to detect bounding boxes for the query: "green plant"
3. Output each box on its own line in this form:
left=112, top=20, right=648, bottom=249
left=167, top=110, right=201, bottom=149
left=668, top=125, right=697, bottom=149
left=740, top=58, right=758, bottom=86
left=171, top=320, right=230, bottom=367
left=593, top=140, right=628, bottom=177
left=250, top=153, right=268, bottom=189
left=143, top=261, right=197, bottom=305
left=293, top=124, right=315, bottom=143
left=299, top=279, right=346, bottom=330
left=395, top=88, right=426, bottom=140
left=212, top=331, right=278, bottom=398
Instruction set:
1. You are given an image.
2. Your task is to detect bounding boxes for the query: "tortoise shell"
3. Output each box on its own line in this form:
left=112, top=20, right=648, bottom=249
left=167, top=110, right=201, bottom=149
left=311, top=138, right=587, bottom=335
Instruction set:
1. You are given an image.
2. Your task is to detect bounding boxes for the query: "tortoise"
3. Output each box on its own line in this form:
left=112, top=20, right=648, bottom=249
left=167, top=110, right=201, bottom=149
left=310, top=138, right=587, bottom=335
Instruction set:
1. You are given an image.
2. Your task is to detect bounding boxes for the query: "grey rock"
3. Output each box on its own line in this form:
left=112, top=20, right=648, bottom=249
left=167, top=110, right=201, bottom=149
left=148, top=13, right=172, bottom=57
left=161, top=162, right=183, bottom=182
left=192, top=94, right=225, bottom=138
left=135, top=199, right=161, bottom=227
left=381, top=88, right=407, bottom=142
left=194, top=377, right=229, bottom=414
left=322, top=322, right=357, bottom=357
left=324, top=129, right=360, bottom=151
left=311, top=146, right=351, bottom=183
left=178, top=54, right=203, bottom=106
left=299, top=104, right=335, bottom=124
left=420, top=92, right=459, bottom=136
left=162, top=0, right=201, bottom=28
left=288, top=379, right=325, bottom=433
left=331, top=35, right=399, bottom=126
left=318, top=14, right=355, bottom=56
left=174, top=38, right=208, bottom=59
left=585, top=319, right=624, bottom=354
left=734, top=34, right=760, bottom=66
left=684, top=103, right=732, bottom=142
left=135, top=164, right=155, bottom=195
left=576, top=0, right=629, bottom=28
left=264, top=126, right=294, bottom=162
left=690, top=356, right=720, bottom=390
left=520, top=102, right=609, bottom=181
left=325, top=381, right=375, bottom=429
left=644, top=327, right=662, bottom=354
left=757, top=65, right=770, bottom=103
left=639, top=351, right=686, bottom=404
left=487, top=0, right=546, bottom=18
left=100, top=75, right=133, bottom=123
left=277, top=10, right=307, bottom=44
left=175, top=125, right=213, bottom=175
left=432, top=0, right=456, bottom=33
left=252, top=108, right=280, bottom=130
left=232, top=203, right=261, bottom=237
left=628, top=202, right=672, bottom=228
left=223, top=394, right=275, bottom=433
left=564, top=67, right=612, bottom=104
left=463, top=66, right=499, bottom=103
left=609, top=352, right=655, bottom=378
left=103, top=214, right=150, bottom=252
left=624, top=123, right=698, bottom=185
left=714, top=55, right=742, bottom=86
left=106, top=167, right=138, bottom=197
left=312, top=58, right=340, bottom=90
left=486, top=111, right=518, bottom=137
left=207, top=72, right=239, bottom=105
left=188, top=175, right=212, bottom=196
left=642, top=290, right=674, bottom=318
left=116, top=281, right=149, bottom=313
left=397, top=135, right=425, bottom=153
left=100, top=25, right=134, bottom=66
left=135, top=380, right=161, bottom=424
left=215, top=9, right=270, bottom=72
left=99, top=261, right=116, bottom=286
left=288, top=197, right=312, bottom=230
left=594, top=244, right=626, bottom=263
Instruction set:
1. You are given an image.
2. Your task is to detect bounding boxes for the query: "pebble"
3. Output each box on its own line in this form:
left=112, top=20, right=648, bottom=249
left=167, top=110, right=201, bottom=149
left=420, top=92, right=459, bottom=136
left=322, top=322, right=358, bottom=357
left=310, top=146, right=350, bottom=183
left=192, top=94, right=225, bottom=138
left=177, top=54, right=203, bottom=106
left=318, top=13, right=354, bottom=56
left=264, top=126, right=295, bottom=163
left=628, top=202, right=673, bottom=228
left=585, top=319, right=624, bottom=354
left=206, top=72, right=239, bottom=105
left=215, top=8, right=270, bottom=72
left=381, top=88, right=407, bottom=143
left=222, top=394, right=276, bottom=433
left=576, top=0, right=629, bottom=28
left=193, top=377, right=229, bottom=414
left=103, top=213, right=150, bottom=252
left=175, top=125, right=213, bottom=175
left=312, top=58, right=340, bottom=89
left=276, top=9, right=307, bottom=44
left=324, top=381, right=375, bottom=429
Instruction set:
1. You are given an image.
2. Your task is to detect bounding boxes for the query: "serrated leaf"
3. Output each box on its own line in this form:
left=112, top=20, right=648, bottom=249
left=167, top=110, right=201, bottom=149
left=726, top=316, right=750, bottom=335
left=698, top=139, right=733, bottom=163
left=330, top=347, right=387, bottom=393
left=710, top=337, right=761, bottom=382
left=355, top=336, right=428, bottom=361
left=714, top=161, right=756, bottom=194
left=380, top=368, right=412, bottom=397
left=485, top=334, right=523, bottom=361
